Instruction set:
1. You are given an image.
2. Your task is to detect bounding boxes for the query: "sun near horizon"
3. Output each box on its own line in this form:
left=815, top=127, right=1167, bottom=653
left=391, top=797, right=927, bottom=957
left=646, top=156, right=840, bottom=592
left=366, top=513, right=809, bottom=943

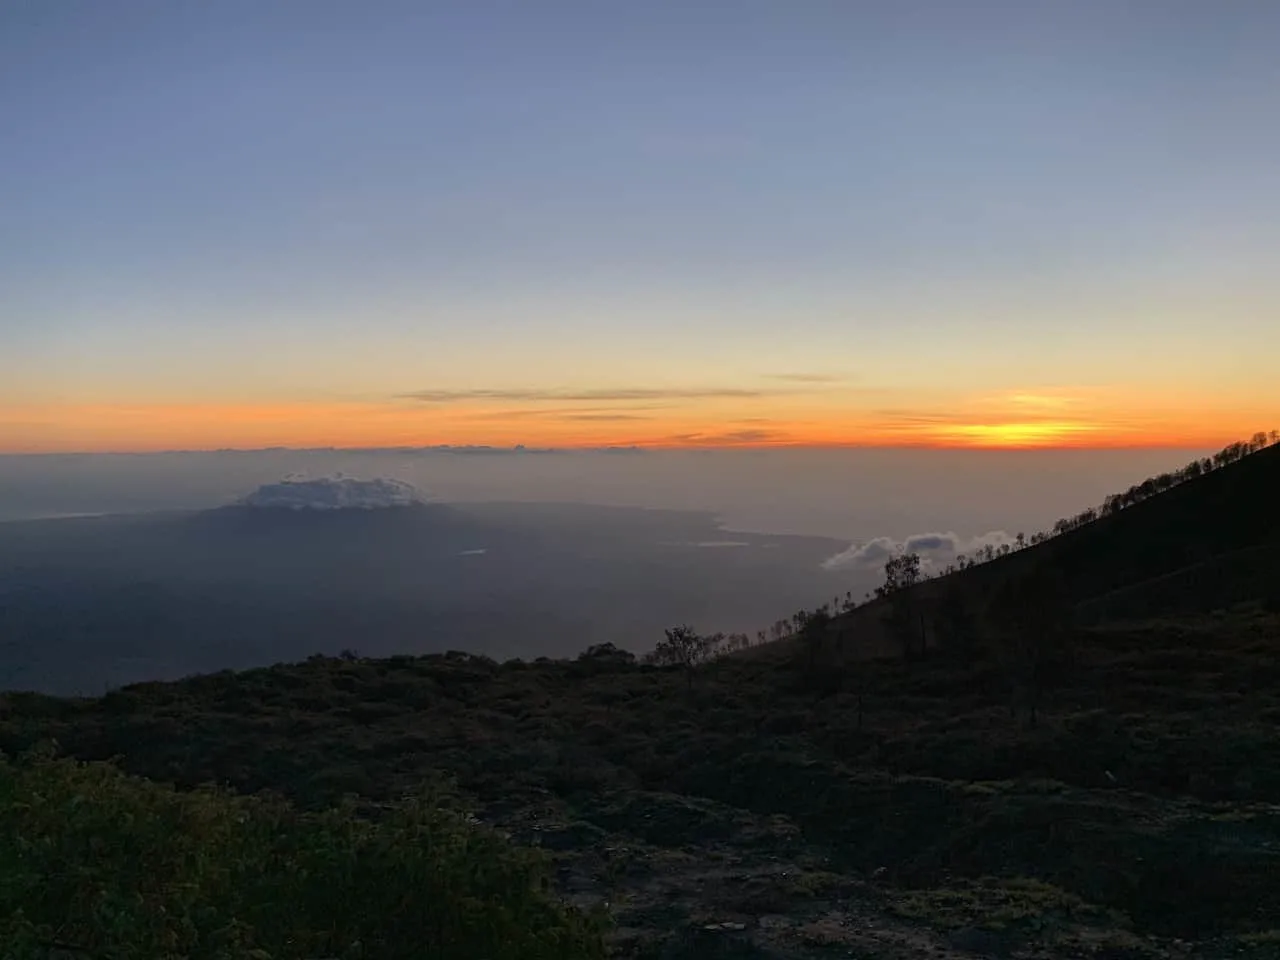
left=0, top=390, right=1268, bottom=455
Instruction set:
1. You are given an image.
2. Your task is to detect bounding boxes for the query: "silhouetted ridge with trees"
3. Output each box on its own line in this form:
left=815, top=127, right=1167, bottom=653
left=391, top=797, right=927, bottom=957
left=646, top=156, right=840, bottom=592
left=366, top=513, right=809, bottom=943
left=940, top=429, right=1280, bottom=575
left=719, top=431, right=1280, bottom=661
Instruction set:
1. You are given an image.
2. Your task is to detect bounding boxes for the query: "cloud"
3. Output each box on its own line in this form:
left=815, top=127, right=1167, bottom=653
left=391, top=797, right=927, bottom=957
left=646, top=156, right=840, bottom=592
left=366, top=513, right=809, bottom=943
left=957, top=530, right=1020, bottom=554
left=821, top=529, right=1016, bottom=570
left=240, top=476, right=424, bottom=510
left=403, top=387, right=771, bottom=403
left=460, top=406, right=657, bottom=422
left=998, top=393, right=1079, bottom=409
left=764, top=372, right=849, bottom=383
left=872, top=407, right=1109, bottom=427
left=872, top=409, right=967, bottom=425
left=653, top=428, right=791, bottom=446
left=903, top=533, right=951, bottom=552
left=822, top=536, right=900, bottom=569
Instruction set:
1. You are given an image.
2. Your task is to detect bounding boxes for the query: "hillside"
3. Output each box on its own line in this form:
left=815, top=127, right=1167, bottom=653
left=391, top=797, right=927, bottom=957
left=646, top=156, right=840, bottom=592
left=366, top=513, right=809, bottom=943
left=4, top=610, right=1280, bottom=958
left=979, top=436, right=1280, bottom=610
left=3, top=442, right=1280, bottom=958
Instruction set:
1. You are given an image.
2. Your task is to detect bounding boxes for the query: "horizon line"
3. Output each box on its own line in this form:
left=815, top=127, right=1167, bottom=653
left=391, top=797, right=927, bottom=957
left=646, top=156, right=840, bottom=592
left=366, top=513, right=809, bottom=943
left=0, top=440, right=1226, bottom=457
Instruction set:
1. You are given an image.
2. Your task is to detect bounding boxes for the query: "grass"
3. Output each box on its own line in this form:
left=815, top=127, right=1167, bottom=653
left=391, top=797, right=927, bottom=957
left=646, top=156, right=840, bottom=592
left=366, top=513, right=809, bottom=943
left=890, top=876, right=1121, bottom=933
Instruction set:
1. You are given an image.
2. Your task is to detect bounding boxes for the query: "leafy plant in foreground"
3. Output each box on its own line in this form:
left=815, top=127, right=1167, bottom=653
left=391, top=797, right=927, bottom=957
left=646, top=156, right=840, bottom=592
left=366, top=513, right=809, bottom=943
left=0, top=748, right=606, bottom=960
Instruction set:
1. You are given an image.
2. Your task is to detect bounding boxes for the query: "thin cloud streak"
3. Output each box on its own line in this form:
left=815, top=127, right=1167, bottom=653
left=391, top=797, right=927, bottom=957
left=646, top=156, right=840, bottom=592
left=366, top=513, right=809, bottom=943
left=459, top=406, right=660, bottom=422
left=764, top=372, right=850, bottom=383
left=402, top=387, right=777, bottom=403
left=870, top=407, right=1140, bottom=429
left=642, top=428, right=793, bottom=447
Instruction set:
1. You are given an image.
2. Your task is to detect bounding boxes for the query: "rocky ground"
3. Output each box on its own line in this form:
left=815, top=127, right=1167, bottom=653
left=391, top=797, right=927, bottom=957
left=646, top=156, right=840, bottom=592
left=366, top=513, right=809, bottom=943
left=484, top=786, right=1230, bottom=959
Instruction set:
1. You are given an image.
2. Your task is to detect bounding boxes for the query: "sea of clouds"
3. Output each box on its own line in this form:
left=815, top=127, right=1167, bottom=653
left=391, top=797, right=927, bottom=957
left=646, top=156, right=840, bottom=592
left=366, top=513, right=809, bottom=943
left=240, top=476, right=424, bottom=510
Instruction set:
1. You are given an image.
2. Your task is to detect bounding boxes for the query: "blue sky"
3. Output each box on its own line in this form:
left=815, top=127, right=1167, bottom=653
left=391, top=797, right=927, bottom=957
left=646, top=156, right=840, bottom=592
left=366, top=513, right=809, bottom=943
left=3, top=1, right=1278, bottom=450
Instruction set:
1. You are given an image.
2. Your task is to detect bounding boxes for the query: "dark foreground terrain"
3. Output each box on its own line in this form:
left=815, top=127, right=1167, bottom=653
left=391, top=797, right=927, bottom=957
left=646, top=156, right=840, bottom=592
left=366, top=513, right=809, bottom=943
left=4, top=603, right=1280, bottom=958
left=3, top=438, right=1279, bottom=958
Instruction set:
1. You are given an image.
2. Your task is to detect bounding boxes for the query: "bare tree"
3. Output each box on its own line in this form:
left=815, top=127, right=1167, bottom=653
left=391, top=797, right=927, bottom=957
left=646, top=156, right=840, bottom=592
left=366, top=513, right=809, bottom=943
left=646, top=625, right=722, bottom=685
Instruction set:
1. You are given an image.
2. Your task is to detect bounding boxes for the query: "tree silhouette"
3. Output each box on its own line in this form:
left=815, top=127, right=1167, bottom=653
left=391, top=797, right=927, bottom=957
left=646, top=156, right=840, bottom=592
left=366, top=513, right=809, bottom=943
left=795, top=605, right=833, bottom=669
left=939, top=430, right=1279, bottom=577
left=876, top=551, right=922, bottom=599
left=876, top=552, right=924, bottom=657
left=646, top=625, right=722, bottom=685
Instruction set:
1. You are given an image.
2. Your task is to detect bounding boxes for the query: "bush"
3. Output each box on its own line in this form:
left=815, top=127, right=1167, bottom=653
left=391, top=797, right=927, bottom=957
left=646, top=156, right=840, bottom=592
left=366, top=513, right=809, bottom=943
left=0, top=750, right=606, bottom=960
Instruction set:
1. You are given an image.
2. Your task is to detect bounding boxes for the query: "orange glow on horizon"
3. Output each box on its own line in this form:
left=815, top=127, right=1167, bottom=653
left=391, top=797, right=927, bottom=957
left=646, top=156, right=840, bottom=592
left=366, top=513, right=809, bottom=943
left=0, top=396, right=1270, bottom=454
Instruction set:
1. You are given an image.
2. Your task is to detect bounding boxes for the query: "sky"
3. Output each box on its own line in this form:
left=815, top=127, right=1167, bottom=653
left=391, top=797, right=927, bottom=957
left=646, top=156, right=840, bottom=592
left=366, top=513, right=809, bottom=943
left=3, top=0, right=1278, bottom=454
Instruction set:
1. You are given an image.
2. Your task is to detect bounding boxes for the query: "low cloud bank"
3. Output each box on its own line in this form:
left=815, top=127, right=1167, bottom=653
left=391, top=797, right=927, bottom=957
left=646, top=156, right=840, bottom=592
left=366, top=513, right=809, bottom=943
left=240, top=477, right=423, bottom=510
left=822, top=529, right=1016, bottom=570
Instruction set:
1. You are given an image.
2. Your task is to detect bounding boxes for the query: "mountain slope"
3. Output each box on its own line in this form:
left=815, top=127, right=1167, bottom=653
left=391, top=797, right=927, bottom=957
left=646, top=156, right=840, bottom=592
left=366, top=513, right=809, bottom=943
left=820, top=441, right=1280, bottom=659
left=1012, top=438, right=1280, bottom=603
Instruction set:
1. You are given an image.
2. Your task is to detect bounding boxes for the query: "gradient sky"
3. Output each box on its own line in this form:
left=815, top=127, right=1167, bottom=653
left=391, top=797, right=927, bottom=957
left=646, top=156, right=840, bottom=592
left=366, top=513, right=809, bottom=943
left=3, top=1, right=1278, bottom=453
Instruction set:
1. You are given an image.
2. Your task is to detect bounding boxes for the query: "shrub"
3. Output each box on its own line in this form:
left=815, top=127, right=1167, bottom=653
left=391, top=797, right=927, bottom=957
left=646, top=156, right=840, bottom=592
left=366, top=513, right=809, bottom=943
left=0, top=750, right=606, bottom=960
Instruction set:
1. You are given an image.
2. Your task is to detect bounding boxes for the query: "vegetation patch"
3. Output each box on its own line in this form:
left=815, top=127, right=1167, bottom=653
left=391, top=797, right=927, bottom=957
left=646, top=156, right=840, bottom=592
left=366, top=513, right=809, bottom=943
left=890, top=876, right=1123, bottom=934
left=0, top=750, right=605, bottom=960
